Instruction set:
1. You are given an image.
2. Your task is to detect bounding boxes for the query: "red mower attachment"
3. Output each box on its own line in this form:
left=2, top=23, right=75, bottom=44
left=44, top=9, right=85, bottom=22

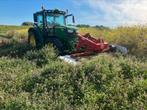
left=71, top=33, right=110, bottom=57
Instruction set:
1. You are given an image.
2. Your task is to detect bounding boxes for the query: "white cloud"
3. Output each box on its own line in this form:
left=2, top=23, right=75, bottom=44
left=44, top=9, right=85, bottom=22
left=74, top=0, right=147, bottom=26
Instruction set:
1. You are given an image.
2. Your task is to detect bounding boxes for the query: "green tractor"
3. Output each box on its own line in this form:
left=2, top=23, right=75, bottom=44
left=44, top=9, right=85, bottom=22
left=28, top=8, right=128, bottom=57
left=28, top=8, right=77, bottom=54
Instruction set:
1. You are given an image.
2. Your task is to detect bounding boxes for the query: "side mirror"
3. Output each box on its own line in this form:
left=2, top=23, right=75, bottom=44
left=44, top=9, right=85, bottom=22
left=72, top=16, right=75, bottom=24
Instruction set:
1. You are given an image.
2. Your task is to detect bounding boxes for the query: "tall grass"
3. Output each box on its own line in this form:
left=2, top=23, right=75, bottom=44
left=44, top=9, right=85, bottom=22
left=0, top=44, right=147, bottom=110
left=0, top=25, right=147, bottom=109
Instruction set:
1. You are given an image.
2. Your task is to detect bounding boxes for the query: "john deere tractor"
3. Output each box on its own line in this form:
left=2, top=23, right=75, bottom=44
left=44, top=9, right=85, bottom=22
left=28, top=8, right=128, bottom=57
left=28, top=8, right=77, bottom=54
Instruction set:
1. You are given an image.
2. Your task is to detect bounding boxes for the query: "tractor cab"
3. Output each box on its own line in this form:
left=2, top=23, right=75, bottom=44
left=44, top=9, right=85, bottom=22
left=28, top=8, right=78, bottom=53
left=34, top=9, right=75, bottom=27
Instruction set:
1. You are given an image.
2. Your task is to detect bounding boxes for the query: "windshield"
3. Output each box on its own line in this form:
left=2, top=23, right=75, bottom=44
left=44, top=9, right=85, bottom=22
left=46, top=14, right=65, bottom=26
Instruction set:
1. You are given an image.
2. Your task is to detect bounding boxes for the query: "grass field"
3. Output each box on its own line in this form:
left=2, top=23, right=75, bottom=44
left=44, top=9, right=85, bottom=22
left=0, top=25, right=147, bottom=109
left=0, top=25, right=146, bottom=57
left=0, top=25, right=28, bottom=34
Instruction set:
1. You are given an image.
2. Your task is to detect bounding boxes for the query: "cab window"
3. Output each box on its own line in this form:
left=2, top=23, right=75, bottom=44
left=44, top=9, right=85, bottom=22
left=54, top=15, right=65, bottom=26
left=46, top=14, right=65, bottom=26
left=37, top=15, right=43, bottom=25
left=46, top=16, right=54, bottom=25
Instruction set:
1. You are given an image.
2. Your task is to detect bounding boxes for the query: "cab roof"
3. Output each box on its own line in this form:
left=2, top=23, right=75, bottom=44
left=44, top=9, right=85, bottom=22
left=34, top=9, right=66, bottom=15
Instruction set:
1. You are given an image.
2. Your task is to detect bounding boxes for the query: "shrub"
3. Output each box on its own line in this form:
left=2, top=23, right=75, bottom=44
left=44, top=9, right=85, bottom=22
left=24, top=45, right=57, bottom=67
left=21, top=22, right=33, bottom=26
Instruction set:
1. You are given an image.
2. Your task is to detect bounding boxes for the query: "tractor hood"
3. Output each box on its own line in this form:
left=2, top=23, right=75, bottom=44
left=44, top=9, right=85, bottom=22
left=56, top=25, right=77, bottom=34
left=65, top=25, right=77, bottom=34
left=66, top=25, right=77, bottom=30
left=56, top=25, right=77, bottom=33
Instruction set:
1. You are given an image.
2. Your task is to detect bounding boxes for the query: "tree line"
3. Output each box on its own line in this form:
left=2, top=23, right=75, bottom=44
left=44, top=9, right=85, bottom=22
left=21, top=22, right=109, bottom=30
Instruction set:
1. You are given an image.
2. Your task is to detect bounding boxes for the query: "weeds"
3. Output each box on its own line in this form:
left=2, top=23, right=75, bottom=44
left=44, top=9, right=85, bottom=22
left=0, top=44, right=146, bottom=109
left=0, top=25, right=147, bottom=109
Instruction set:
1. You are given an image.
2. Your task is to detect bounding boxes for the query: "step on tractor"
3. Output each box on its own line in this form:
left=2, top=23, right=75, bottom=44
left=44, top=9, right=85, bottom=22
left=28, top=7, right=127, bottom=61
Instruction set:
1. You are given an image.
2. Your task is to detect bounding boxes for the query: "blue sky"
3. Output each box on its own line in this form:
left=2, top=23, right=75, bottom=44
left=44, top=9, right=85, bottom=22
left=0, top=0, right=147, bottom=27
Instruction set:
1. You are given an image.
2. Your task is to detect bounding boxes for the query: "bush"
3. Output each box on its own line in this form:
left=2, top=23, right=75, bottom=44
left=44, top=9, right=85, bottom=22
left=93, top=25, right=109, bottom=30
left=25, top=45, right=57, bottom=67
left=21, top=22, right=33, bottom=26
left=77, top=24, right=90, bottom=28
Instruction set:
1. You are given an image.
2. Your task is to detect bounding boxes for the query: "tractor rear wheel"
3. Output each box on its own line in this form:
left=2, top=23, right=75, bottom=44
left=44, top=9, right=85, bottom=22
left=28, top=29, right=44, bottom=48
left=28, top=31, right=36, bottom=47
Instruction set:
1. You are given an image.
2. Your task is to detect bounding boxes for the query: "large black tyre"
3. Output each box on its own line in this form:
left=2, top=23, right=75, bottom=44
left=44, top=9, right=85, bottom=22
left=28, top=29, right=44, bottom=48
left=48, top=38, right=64, bottom=55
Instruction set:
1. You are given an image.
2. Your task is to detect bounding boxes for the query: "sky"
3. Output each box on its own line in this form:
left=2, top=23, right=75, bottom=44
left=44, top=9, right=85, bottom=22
left=0, top=0, right=147, bottom=27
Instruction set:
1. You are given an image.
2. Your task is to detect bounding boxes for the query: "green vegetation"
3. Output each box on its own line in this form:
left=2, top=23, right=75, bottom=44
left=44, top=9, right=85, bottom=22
left=21, top=22, right=33, bottom=26
left=0, top=25, right=147, bottom=109
left=0, top=44, right=147, bottom=110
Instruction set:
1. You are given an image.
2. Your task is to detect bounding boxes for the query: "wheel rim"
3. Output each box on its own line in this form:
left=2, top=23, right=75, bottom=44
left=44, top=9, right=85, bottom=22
left=29, top=34, right=36, bottom=47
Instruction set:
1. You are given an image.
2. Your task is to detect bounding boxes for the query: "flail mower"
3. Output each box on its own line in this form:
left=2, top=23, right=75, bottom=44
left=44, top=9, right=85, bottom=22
left=28, top=8, right=127, bottom=64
